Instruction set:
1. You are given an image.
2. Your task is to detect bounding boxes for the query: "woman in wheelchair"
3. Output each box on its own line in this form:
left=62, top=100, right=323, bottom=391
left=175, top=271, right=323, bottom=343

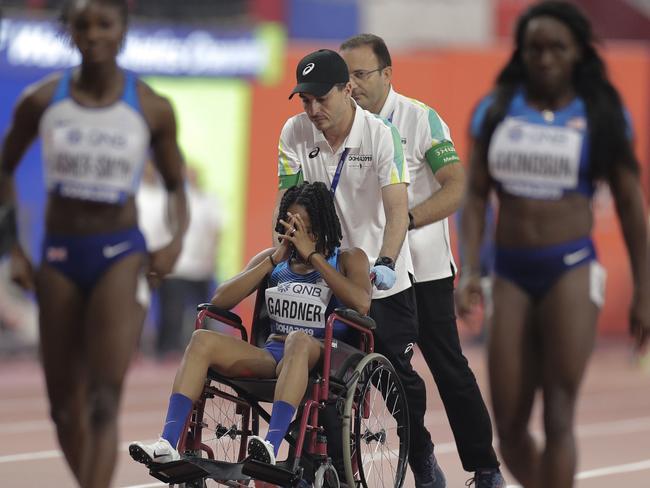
left=130, top=181, right=371, bottom=467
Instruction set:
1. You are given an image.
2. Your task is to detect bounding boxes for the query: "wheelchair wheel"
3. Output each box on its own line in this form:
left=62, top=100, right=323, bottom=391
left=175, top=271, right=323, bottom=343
left=182, top=381, right=258, bottom=486
left=203, top=382, right=257, bottom=463
left=314, top=463, right=340, bottom=488
left=341, top=353, right=409, bottom=488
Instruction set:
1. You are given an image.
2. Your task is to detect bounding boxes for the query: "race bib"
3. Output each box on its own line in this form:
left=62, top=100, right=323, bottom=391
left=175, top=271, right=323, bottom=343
left=489, top=118, right=583, bottom=199
left=266, top=281, right=332, bottom=336
left=45, top=124, right=141, bottom=203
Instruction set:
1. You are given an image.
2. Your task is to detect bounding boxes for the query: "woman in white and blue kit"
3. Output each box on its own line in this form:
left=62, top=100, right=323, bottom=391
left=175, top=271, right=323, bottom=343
left=458, top=2, right=650, bottom=488
left=129, top=182, right=371, bottom=467
left=0, top=1, right=188, bottom=487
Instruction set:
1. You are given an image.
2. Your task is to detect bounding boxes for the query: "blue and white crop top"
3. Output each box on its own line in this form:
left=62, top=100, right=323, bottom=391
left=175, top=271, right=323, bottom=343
left=39, top=70, right=150, bottom=204
left=266, top=249, right=345, bottom=339
left=471, top=89, right=594, bottom=200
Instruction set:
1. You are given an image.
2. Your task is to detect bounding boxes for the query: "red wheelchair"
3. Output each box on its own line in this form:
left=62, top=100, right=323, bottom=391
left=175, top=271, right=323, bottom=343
left=147, top=288, right=410, bottom=488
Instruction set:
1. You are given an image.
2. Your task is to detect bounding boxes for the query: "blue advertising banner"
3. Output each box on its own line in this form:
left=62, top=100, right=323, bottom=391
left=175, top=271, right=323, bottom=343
left=0, top=16, right=274, bottom=78
left=288, top=0, right=358, bottom=41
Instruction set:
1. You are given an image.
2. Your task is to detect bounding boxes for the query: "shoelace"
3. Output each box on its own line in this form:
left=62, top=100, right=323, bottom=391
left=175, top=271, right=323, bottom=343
left=465, top=472, right=502, bottom=488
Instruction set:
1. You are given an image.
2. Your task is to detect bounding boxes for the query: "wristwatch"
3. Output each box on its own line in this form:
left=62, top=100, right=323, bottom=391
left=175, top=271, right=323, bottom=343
left=374, top=256, right=395, bottom=270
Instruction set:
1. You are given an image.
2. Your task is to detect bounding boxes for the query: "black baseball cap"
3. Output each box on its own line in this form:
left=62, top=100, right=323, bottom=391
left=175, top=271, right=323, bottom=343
left=289, top=49, right=349, bottom=99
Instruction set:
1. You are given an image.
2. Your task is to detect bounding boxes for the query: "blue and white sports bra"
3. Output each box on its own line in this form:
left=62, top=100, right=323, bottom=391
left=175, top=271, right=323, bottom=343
left=39, top=70, right=150, bottom=204
left=471, top=89, right=593, bottom=200
left=266, top=249, right=345, bottom=339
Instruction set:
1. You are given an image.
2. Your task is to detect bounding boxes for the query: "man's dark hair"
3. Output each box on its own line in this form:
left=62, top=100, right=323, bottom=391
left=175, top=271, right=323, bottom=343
left=60, top=0, right=129, bottom=26
left=275, top=182, right=342, bottom=257
left=478, top=0, right=637, bottom=181
left=340, top=33, right=392, bottom=68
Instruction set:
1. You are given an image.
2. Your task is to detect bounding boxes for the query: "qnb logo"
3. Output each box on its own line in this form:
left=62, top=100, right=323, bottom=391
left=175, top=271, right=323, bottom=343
left=278, top=282, right=291, bottom=293
left=302, top=62, right=315, bottom=76
left=308, top=147, right=320, bottom=158
left=508, top=125, right=524, bottom=142
left=528, top=131, right=568, bottom=145
left=88, top=131, right=127, bottom=148
left=66, top=129, right=83, bottom=145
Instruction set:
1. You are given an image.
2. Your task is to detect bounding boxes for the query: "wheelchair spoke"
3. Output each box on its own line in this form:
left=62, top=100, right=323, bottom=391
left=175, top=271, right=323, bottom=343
left=348, top=356, right=408, bottom=488
left=361, top=368, right=397, bottom=486
left=191, top=382, right=254, bottom=475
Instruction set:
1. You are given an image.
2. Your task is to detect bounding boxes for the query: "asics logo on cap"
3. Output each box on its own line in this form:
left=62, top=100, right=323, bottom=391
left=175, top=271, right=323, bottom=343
left=302, top=63, right=315, bottom=76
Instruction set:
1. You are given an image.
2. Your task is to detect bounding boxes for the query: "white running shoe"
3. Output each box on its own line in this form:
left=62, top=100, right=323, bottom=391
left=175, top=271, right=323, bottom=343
left=247, top=435, right=276, bottom=465
left=129, top=438, right=180, bottom=466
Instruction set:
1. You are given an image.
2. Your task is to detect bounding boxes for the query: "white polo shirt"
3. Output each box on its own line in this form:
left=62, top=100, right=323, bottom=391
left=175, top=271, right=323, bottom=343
left=379, top=88, right=459, bottom=282
left=278, top=101, right=413, bottom=299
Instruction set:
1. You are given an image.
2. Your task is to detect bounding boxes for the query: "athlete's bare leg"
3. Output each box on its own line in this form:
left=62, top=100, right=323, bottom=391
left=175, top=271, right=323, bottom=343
left=489, top=276, right=541, bottom=488
left=80, top=253, right=146, bottom=488
left=37, top=264, right=88, bottom=485
left=172, top=329, right=278, bottom=401
left=537, top=264, right=598, bottom=488
left=274, top=331, right=322, bottom=406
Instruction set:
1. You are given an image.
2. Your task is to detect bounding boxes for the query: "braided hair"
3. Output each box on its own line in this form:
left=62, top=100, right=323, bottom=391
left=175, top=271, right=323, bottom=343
left=275, top=182, right=342, bottom=258
left=478, top=0, right=638, bottom=181
left=60, top=0, right=129, bottom=26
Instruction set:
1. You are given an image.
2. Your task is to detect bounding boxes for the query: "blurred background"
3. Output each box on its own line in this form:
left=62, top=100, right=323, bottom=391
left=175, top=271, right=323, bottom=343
left=1, top=0, right=649, bottom=356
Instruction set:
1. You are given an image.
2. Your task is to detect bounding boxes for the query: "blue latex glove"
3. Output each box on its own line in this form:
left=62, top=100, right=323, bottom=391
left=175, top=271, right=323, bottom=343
left=370, top=265, right=397, bottom=290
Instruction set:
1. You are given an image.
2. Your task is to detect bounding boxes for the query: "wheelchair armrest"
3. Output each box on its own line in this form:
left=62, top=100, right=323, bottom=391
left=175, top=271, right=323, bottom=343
left=196, top=303, right=243, bottom=324
left=196, top=303, right=248, bottom=342
left=333, top=307, right=376, bottom=330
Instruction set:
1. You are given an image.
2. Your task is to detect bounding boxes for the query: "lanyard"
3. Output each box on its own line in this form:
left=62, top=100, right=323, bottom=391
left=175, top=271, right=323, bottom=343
left=330, top=148, right=349, bottom=196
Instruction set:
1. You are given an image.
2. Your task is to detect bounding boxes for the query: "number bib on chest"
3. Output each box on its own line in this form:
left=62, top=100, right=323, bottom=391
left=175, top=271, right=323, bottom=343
left=488, top=118, right=584, bottom=199
left=265, top=281, right=332, bottom=336
left=44, top=122, right=144, bottom=203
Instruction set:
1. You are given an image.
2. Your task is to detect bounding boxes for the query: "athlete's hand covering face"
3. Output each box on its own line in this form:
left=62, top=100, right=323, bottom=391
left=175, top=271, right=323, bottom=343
left=272, top=213, right=298, bottom=264
left=277, top=209, right=317, bottom=263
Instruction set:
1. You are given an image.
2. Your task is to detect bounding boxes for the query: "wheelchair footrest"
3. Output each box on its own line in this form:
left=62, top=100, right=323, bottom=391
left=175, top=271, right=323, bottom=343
left=242, top=458, right=303, bottom=486
left=149, top=457, right=251, bottom=484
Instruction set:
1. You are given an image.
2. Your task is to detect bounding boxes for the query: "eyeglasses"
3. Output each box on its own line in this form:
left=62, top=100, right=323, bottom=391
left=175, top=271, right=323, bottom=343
left=350, top=66, right=385, bottom=81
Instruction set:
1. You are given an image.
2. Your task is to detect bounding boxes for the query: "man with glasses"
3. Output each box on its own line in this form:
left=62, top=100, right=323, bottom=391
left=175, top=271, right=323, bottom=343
left=340, top=34, right=505, bottom=488
left=274, top=48, right=437, bottom=485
